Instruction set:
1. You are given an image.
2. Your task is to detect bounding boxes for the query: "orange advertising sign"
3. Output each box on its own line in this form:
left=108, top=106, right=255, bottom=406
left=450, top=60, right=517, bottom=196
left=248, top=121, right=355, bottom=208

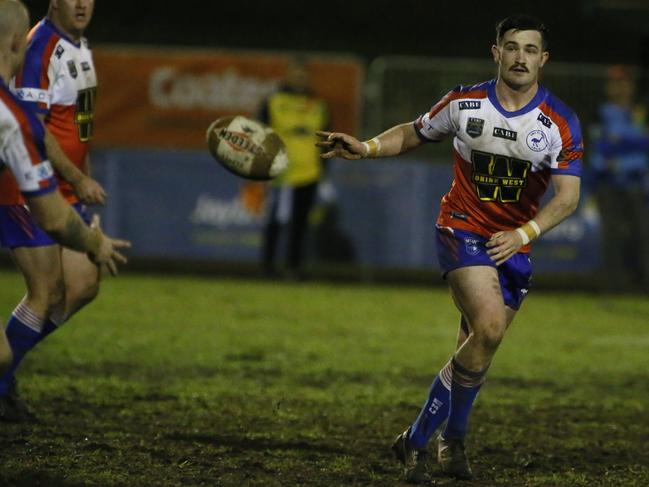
left=92, top=47, right=363, bottom=149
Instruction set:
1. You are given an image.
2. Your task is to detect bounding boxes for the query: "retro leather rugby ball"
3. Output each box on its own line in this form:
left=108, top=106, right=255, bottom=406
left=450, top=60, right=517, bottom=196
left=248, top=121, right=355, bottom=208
left=206, top=115, right=288, bottom=181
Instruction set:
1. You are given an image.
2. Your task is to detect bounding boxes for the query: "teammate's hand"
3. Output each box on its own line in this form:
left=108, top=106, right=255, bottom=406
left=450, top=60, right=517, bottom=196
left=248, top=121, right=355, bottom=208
left=75, top=176, right=107, bottom=205
left=315, top=131, right=365, bottom=160
left=88, top=214, right=131, bottom=276
left=486, top=230, right=525, bottom=266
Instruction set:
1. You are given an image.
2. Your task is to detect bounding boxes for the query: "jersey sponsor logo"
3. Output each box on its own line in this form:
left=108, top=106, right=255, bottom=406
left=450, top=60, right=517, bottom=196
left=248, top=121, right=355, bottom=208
left=75, top=87, right=96, bottom=142
left=67, top=60, right=78, bottom=79
left=464, top=237, right=482, bottom=256
left=466, top=117, right=484, bottom=138
left=537, top=112, right=552, bottom=128
left=81, top=61, right=91, bottom=72
left=493, top=127, right=517, bottom=141
left=526, top=130, right=548, bottom=152
left=55, top=45, right=65, bottom=59
left=471, top=150, right=531, bottom=203
left=458, top=100, right=481, bottom=110
left=15, top=88, right=48, bottom=104
left=23, top=161, right=54, bottom=183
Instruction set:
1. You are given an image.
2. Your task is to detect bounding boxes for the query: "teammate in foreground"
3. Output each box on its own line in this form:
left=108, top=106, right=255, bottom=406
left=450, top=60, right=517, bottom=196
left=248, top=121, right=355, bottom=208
left=317, top=14, right=582, bottom=482
left=0, top=0, right=122, bottom=421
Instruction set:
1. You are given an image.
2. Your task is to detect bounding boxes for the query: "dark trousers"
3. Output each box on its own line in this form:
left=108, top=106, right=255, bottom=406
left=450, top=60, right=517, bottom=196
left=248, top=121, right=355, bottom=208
left=595, top=185, right=649, bottom=291
left=262, top=182, right=318, bottom=272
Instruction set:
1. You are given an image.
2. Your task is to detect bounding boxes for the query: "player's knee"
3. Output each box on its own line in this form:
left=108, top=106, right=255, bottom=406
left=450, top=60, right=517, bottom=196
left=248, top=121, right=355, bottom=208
left=68, top=279, right=100, bottom=309
left=82, top=280, right=100, bottom=304
left=473, top=318, right=506, bottom=351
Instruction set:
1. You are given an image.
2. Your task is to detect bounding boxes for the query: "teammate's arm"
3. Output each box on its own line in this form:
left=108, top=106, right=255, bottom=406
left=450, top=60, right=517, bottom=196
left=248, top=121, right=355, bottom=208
left=25, top=190, right=129, bottom=275
left=43, top=127, right=106, bottom=205
left=316, top=123, right=423, bottom=160
left=486, top=175, right=581, bottom=265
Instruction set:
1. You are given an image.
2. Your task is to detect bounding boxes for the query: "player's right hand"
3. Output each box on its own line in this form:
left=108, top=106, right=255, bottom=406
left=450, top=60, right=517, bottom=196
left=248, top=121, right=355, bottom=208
left=88, top=214, right=131, bottom=276
left=315, top=131, right=365, bottom=160
left=75, top=176, right=107, bottom=205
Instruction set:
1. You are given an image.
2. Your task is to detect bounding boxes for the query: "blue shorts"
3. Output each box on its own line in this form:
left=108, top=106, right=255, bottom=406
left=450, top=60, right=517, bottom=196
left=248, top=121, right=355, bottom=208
left=0, top=202, right=91, bottom=248
left=435, top=225, right=532, bottom=310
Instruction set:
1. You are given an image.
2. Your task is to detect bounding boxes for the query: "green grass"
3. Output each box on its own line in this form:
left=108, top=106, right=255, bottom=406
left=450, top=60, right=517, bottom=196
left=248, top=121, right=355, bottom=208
left=0, top=270, right=647, bottom=486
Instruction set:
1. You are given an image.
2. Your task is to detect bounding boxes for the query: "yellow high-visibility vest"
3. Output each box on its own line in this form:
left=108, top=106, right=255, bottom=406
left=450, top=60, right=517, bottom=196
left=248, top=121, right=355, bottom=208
left=267, top=91, right=328, bottom=186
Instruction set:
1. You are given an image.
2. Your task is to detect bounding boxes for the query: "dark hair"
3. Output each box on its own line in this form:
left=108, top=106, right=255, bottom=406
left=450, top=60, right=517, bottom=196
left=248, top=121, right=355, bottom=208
left=496, top=14, right=549, bottom=50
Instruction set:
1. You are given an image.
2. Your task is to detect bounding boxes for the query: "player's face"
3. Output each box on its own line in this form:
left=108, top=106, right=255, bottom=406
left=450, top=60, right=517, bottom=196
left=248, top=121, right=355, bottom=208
left=492, top=29, right=548, bottom=91
left=51, top=0, right=94, bottom=39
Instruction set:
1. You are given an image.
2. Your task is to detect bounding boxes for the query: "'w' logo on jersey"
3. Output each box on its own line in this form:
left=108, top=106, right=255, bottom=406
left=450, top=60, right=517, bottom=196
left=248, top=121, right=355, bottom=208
left=75, top=88, right=96, bottom=142
left=471, top=150, right=531, bottom=203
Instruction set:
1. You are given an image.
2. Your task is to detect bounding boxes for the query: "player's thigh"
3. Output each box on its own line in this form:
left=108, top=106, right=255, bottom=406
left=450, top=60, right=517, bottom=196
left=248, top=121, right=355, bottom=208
left=11, top=245, right=64, bottom=298
left=447, top=265, right=507, bottom=329
left=60, top=248, right=100, bottom=299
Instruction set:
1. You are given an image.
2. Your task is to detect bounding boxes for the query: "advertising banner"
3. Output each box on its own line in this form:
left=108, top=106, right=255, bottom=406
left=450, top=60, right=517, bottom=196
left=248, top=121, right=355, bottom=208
left=92, top=47, right=363, bottom=149
left=90, top=150, right=601, bottom=275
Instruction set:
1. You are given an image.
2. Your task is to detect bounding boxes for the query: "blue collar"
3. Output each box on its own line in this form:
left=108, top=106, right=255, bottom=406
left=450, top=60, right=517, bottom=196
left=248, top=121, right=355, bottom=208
left=487, top=79, right=546, bottom=118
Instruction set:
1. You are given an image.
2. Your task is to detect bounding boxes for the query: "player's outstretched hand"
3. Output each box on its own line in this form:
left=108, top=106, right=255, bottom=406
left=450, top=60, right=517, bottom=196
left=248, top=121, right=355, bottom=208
left=89, top=214, right=131, bottom=276
left=75, top=176, right=107, bottom=205
left=316, top=131, right=365, bottom=160
left=486, top=230, right=524, bottom=266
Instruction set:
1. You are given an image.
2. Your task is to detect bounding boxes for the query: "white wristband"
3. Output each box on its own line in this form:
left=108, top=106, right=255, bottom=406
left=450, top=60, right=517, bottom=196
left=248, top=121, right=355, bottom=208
left=362, top=137, right=382, bottom=158
left=516, top=227, right=530, bottom=245
left=528, top=220, right=541, bottom=238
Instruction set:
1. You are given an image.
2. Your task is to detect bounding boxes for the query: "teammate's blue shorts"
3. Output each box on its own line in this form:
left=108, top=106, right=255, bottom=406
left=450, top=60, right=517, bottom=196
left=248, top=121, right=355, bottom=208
left=0, top=202, right=91, bottom=248
left=435, top=225, right=532, bottom=310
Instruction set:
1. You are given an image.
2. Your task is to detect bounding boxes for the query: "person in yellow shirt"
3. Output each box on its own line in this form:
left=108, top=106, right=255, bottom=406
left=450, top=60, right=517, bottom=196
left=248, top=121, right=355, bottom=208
left=259, top=58, right=329, bottom=278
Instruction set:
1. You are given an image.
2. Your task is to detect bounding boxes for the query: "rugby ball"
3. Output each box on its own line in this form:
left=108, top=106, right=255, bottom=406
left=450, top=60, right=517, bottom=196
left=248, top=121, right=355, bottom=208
left=206, top=115, right=288, bottom=181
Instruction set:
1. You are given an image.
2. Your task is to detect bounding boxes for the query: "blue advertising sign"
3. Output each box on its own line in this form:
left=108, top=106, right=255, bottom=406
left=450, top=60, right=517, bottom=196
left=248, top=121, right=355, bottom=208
left=90, top=150, right=601, bottom=274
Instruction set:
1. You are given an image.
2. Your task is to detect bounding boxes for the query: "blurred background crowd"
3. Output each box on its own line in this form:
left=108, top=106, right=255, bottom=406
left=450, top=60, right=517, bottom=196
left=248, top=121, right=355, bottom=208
left=15, top=0, right=649, bottom=293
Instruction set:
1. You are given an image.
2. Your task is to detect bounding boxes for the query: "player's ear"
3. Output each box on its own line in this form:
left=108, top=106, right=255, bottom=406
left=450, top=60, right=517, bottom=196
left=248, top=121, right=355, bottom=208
left=539, top=51, right=549, bottom=68
left=491, top=44, right=501, bottom=63
left=9, top=30, right=22, bottom=57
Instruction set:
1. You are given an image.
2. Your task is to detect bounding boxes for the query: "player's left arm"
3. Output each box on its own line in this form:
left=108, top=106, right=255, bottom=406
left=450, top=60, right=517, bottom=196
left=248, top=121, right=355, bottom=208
left=43, top=127, right=106, bottom=205
left=486, top=175, right=581, bottom=265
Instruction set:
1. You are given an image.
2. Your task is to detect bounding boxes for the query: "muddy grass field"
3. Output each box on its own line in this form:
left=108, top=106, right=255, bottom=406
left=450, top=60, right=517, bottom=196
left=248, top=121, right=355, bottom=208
left=0, top=271, right=647, bottom=486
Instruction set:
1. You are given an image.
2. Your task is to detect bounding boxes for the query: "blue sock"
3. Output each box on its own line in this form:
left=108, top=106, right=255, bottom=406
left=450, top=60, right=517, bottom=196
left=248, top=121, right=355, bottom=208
left=409, top=360, right=452, bottom=449
left=442, top=357, right=487, bottom=440
left=0, top=305, right=45, bottom=396
left=36, top=320, right=58, bottom=344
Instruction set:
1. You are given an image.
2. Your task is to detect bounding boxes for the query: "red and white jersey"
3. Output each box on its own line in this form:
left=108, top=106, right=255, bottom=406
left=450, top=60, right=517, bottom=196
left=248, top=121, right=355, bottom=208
left=0, top=18, right=96, bottom=205
left=415, top=79, right=583, bottom=250
left=0, top=80, right=57, bottom=198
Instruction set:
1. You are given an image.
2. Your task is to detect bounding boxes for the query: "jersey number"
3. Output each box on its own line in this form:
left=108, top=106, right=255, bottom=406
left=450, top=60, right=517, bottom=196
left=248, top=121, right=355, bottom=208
left=471, top=150, right=531, bottom=203
left=75, top=88, right=95, bottom=142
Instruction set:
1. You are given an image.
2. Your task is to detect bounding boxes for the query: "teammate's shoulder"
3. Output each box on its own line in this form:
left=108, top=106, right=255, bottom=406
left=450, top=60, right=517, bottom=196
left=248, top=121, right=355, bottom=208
left=539, top=88, right=580, bottom=124
left=0, top=84, right=34, bottom=128
left=26, top=19, right=61, bottom=56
